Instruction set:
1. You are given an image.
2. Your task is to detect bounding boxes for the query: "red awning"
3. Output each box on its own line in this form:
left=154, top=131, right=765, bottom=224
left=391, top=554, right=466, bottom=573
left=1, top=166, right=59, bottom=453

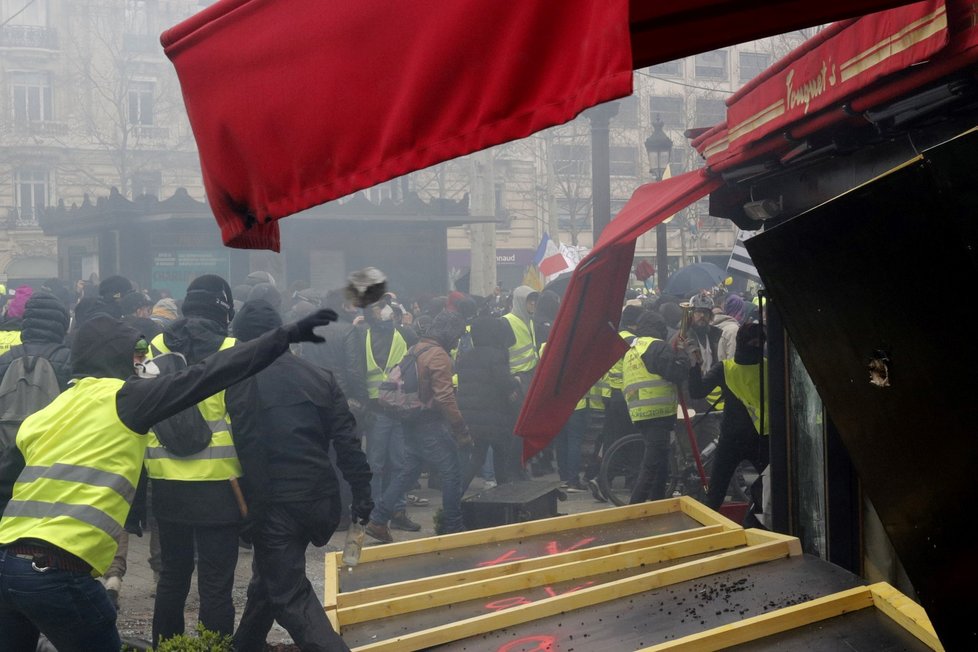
left=516, top=170, right=722, bottom=460
left=161, top=0, right=633, bottom=250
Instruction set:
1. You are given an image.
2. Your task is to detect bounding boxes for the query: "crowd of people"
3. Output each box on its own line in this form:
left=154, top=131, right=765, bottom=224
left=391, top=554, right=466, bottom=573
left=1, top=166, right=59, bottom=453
left=0, top=270, right=768, bottom=651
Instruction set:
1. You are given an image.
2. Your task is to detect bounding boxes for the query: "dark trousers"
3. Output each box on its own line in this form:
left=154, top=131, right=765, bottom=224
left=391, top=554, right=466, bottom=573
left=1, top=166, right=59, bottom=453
left=628, top=418, right=675, bottom=504
left=584, top=391, right=633, bottom=479
left=152, top=520, right=239, bottom=645
left=462, top=434, right=521, bottom=492
left=234, top=500, right=348, bottom=652
left=0, top=549, right=120, bottom=652
left=706, top=426, right=768, bottom=510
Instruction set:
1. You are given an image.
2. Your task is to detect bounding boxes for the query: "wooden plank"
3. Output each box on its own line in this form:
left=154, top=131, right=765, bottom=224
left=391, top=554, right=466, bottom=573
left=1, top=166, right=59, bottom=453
left=869, top=582, right=945, bottom=651
left=338, top=529, right=748, bottom=626
left=350, top=538, right=796, bottom=651
left=639, top=585, right=876, bottom=651
left=743, top=527, right=803, bottom=557
left=324, top=551, right=339, bottom=609
left=325, top=607, right=338, bottom=631
left=337, top=524, right=724, bottom=609
left=678, top=495, right=743, bottom=530
left=356, top=498, right=684, bottom=563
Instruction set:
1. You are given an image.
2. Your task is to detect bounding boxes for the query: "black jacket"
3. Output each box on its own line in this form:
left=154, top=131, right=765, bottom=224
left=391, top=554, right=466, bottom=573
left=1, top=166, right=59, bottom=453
left=300, top=318, right=367, bottom=405
left=148, top=317, right=242, bottom=525
left=456, top=346, right=519, bottom=443
left=1, top=315, right=297, bottom=518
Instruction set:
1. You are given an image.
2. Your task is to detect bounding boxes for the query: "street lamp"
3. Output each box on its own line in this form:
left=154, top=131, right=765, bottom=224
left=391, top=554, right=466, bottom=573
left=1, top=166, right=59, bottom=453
left=644, top=116, right=673, bottom=292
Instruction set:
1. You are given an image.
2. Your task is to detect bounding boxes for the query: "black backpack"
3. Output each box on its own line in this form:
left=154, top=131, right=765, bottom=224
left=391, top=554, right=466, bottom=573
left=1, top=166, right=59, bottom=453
left=378, top=345, right=435, bottom=422
left=0, top=348, right=62, bottom=448
left=140, top=350, right=214, bottom=456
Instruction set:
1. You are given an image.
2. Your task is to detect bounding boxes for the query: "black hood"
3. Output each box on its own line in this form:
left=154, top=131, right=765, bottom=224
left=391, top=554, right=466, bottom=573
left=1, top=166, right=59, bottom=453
left=161, top=316, right=228, bottom=364
left=21, top=291, right=69, bottom=344
left=231, top=299, right=282, bottom=342
left=71, top=315, right=141, bottom=380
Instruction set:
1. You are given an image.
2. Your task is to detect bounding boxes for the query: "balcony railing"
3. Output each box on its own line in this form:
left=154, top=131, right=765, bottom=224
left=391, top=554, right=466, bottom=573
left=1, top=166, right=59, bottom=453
left=5, top=209, right=42, bottom=230
left=12, top=120, right=68, bottom=137
left=133, top=125, right=170, bottom=140
left=0, top=25, right=59, bottom=50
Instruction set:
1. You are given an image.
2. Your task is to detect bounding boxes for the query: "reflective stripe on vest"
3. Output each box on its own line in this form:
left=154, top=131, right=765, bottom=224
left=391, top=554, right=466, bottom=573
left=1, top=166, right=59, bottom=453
left=503, top=313, right=537, bottom=374
left=365, top=329, right=408, bottom=399
left=0, top=330, right=22, bottom=355
left=723, top=359, right=769, bottom=435
left=622, top=337, right=678, bottom=422
left=0, top=377, right=144, bottom=575
left=143, top=335, right=241, bottom=480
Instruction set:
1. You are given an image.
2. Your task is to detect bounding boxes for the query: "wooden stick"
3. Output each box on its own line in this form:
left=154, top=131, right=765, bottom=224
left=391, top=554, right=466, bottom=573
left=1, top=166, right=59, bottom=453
left=229, top=477, right=248, bottom=518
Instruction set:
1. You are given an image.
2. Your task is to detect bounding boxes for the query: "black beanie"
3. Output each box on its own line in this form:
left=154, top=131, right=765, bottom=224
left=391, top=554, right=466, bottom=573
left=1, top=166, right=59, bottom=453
left=635, top=310, right=667, bottom=339
left=231, top=299, right=282, bottom=342
left=183, top=275, right=234, bottom=324
left=99, top=275, right=133, bottom=300
left=22, top=291, right=70, bottom=343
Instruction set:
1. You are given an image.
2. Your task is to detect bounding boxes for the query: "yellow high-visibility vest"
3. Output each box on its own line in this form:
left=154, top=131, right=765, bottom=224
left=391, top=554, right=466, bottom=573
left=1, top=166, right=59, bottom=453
left=503, top=313, right=537, bottom=374
left=365, top=329, right=408, bottom=399
left=0, top=377, right=143, bottom=575
left=0, top=330, right=22, bottom=355
left=143, top=335, right=241, bottom=480
left=622, top=337, right=678, bottom=422
left=723, top=359, right=769, bottom=435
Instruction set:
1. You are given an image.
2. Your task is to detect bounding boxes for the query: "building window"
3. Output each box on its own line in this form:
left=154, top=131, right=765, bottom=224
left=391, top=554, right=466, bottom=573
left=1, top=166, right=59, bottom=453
left=553, top=143, right=590, bottom=177
left=15, top=167, right=49, bottom=223
left=739, top=52, right=770, bottom=83
left=125, top=0, right=150, bottom=33
left=128, top=80, right=155, bottom=126
left=694, top=50, right=728, bottom=79
left=10, top=71, right=53, bottom=124
left=1, top=0, right=47, bottom=26
left=613, top=95, right=638, bottom=128
left=649, top=95, right=684, bottom=130
left=131, top=170, right=162, bottom=198
left=648, top=60, right=682, bottom=77
left=694, top=98, right=726, bottom=128
left=609, top=145, right=637, bottom=177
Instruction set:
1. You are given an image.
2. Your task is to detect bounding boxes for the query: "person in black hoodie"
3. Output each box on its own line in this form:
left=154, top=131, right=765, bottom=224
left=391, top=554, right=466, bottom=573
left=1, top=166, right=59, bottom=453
left=226, top=300, right=372, bottom=652
left=0, top=291, right=71, bottom=391
left=145, top=274, right=244, bottom=644
left=456, top=317, right=520, bottom=492
left=0, top=307, right=338, bottom=651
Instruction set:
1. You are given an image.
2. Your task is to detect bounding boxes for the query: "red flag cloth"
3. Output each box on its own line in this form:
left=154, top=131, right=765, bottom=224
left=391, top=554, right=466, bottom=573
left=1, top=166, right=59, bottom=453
left=516, top=170, right=722, bottom=460
left=161, top=0, right=633, bottom=250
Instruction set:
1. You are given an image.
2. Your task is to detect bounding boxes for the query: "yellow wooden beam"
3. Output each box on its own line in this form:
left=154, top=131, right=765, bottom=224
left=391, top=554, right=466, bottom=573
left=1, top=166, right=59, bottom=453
left=349, top=537, right=796, bottom=651
left=324, top=551, right=339, bottom=609
left=869, top=582, right=945, bottom=651
left=356, top=498, right=683, bottom=563
left=743, top=528, right=803, bottom=557
left=337, top=524, right=723, bottom=609
left=678, top=495, right=743, bottom=530
left=339, top=529, right=747, bottom=626
left=325, top=607, right=338, bottom=631
left=639, top=585, right=876, bottom=651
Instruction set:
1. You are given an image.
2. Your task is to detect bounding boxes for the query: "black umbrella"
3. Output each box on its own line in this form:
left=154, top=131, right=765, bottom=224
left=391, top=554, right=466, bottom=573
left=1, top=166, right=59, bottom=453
left=663, top=262, right=726, bottom=298
left=542, top=271, right=574, bottom=297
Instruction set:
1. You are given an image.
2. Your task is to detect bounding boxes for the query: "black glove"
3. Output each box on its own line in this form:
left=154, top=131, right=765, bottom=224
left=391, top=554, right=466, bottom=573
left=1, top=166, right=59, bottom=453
left=286, top=308, right=339, bottom=343
left=352, top=491, right=374, bottom=525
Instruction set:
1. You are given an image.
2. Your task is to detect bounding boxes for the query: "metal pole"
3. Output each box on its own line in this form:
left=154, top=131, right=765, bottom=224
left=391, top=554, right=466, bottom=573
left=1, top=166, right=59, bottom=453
left=586, top=102, right=618, bottom=243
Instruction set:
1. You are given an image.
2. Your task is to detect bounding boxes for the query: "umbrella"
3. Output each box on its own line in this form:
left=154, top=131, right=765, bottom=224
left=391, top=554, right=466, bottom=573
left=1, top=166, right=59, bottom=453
left=663, top=262, right=726, bottom=298
left=542, top=271, right=574, bottom=297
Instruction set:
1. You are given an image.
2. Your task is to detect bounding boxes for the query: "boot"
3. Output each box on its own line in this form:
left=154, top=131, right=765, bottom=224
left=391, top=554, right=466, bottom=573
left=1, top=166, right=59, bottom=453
left=390, top=511, right=421, bottom=531
left=365, top=521, right=394, bottom=543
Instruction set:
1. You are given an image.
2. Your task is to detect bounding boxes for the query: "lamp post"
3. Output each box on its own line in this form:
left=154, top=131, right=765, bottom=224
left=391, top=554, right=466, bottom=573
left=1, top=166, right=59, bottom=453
left=644, top=116, right=673, bottom=293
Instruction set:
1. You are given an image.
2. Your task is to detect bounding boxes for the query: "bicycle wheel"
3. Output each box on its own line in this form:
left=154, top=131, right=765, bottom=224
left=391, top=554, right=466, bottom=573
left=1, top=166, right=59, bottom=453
left=597, top=432, right=644, bottom=506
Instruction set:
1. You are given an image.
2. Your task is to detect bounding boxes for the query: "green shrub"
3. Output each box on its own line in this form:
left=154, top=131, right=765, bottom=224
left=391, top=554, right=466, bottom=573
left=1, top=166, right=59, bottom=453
left=153, top=623, right=233, bottom=652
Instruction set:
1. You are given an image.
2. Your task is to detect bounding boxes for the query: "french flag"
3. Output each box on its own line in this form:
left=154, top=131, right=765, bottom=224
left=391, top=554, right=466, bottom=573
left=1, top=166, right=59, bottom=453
left=533, top=233, right=569, bottom=278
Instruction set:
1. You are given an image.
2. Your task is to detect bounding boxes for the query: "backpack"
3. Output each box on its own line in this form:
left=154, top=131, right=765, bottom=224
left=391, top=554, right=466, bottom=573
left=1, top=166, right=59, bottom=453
left=0, top=348, right=62, bottom=451
left=378, top=345, right=435, bottom=422
left=139, top=351, right=214, bottom=456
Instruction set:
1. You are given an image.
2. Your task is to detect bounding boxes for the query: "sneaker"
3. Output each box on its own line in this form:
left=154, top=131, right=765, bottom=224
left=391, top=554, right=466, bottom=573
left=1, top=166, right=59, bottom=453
left=483, top=480, right=497, bottom=489
left=390, top=511, right=421, bottom=532
left=407, top=494, right=430, bottom=506
left=365, top=521, right=394, bottom=544
left=564, top=481, right=587, bottom=493
left=588, top=478, right=607, bottom=503
left=104, top=576, right=122, bottom=609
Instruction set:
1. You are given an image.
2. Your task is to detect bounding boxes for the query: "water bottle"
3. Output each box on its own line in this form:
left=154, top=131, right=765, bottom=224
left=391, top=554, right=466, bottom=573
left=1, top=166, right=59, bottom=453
left=342, top=519, right=365, bottom=567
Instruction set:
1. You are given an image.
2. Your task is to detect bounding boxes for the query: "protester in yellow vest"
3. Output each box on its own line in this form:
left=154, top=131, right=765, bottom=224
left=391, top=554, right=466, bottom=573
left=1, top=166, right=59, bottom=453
left=143, top=274, right=243, bottom=645
left=502, top=285, right=539, bottom=379
left=0, top=307, right=339, bottom=651
left=687, top=322, right=769, bottom=511
left=622, top=311, right=691, bottom=504
left=0, top=285, right=32, bottom=355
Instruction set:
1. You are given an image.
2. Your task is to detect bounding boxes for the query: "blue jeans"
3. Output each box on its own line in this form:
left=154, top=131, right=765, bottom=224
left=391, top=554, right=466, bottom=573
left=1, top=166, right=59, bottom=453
left=0, top=548, right=120, bottom=652
left=366, top=412, right=407, bottom=514
left=372, top=418, right=464, bottom=532
left=555, top=409, right=588, bottom=483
